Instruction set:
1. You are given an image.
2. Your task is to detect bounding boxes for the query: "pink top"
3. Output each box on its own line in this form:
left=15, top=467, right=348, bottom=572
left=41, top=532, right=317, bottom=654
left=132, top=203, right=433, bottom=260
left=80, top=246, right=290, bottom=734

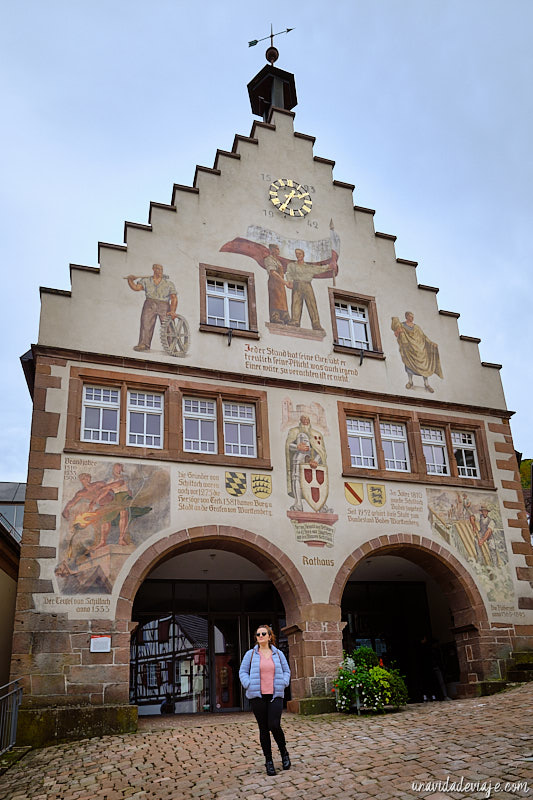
left=259, top=650, right=275, bottom=694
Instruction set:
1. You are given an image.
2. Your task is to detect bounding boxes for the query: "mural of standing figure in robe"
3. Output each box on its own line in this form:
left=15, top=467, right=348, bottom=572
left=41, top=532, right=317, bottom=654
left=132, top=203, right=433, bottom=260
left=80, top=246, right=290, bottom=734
left=391, top=311, right=443, bottom=392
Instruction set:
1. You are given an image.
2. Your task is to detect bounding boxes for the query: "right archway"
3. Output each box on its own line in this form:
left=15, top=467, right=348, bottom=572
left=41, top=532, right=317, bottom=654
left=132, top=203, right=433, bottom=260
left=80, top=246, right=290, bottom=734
left=330, top=534, right=512, bottom=697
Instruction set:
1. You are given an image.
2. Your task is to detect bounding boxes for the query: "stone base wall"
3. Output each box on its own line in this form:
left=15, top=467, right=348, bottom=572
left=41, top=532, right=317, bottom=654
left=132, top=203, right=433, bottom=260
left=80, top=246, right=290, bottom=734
left=16, top=704, right=137, bottom=749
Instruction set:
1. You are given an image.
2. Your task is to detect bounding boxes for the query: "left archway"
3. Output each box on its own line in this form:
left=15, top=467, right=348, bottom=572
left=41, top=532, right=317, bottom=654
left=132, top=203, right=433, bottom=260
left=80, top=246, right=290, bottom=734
left=114, top=525, right=312, bottom=711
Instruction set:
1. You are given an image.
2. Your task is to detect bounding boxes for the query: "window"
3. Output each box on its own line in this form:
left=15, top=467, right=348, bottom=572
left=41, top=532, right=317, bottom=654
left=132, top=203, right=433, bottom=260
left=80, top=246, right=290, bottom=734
left=82, top=386, right=120, bottom=443
left=380, top=422, right=410, bottom=472
left=223, top=402, right=256, bottom=457
left=127, top=391, right=163, bottom=448
left=206, top=278, right=248, bottom=329
left=347, top=418, right=377, bottom=468
left=183, top=398, right=217, bottom=453
left=183, top=398, right=257, bottom=458
left=451, top=430, right=479, bottom=478
left=329, top=289, right=383, bottom=357
left=199, top=264, right=259, bottom=338
left=421, top=427, right=449, bottom=475
left=68, top=367, right=270, bottom=470
left=339, top=401, right=493, bottom=487
left=335, top=301, right=372, bottom=350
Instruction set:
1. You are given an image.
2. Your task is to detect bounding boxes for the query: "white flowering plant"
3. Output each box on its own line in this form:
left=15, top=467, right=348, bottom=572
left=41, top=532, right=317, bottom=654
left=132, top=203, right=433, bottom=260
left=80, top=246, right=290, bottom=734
left=333, top=646, right=408, bottom=713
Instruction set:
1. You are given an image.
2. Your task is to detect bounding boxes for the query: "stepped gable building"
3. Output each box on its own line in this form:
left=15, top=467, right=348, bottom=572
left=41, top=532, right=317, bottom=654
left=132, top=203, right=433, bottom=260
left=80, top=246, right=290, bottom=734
left=13, top=50, right=533, bottom=745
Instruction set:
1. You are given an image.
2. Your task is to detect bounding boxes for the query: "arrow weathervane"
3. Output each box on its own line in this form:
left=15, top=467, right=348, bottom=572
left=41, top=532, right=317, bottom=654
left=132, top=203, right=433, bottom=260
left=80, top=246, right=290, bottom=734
left=248, top=25, right=294, bottom=48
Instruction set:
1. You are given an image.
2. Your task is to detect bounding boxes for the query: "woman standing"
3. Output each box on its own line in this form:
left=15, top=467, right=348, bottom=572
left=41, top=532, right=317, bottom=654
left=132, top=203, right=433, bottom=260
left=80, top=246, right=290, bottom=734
left=239, top=624, right=291, bottom=776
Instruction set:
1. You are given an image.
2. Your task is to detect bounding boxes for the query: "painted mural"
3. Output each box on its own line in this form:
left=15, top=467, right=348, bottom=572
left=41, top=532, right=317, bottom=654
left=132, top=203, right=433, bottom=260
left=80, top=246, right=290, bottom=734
left=56, top=460, right=170, bottom=594
left=391, top=311, right=443, bottom=392
left=426, top=488, right=513, bottom=602
left=282, top=398, right=338, bottom=547
left=220, top=222, right=340, bottom=339
left=126, top=263, right=190, bottom=357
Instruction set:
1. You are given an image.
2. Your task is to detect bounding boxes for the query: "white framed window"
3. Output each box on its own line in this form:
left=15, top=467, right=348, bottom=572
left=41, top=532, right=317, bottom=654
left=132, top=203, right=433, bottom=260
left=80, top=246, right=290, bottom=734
left=82, top=386, right=120, bottom=444
left=127, top=391, right=163, bottom=448
left=334, top=301, right=372, bottom=350
left=223, top=402, right=256, bottom=457
left=206, top=279, right=248, bottom=329
left=451, top=430, right=479, bottom=478
left=380, top=422, right=410, bottom=471
left=347, top=418, right=376, bottom=468
left=421, top=427, right=449, bottom=475
left=183, top=398, right=217, bottom=453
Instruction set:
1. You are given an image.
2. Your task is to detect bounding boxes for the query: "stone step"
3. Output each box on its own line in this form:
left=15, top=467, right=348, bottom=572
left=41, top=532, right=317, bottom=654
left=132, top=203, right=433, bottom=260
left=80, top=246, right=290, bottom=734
left=477, top=680, right=510, bottom=697
left=506, top=670, right=533, bottom=682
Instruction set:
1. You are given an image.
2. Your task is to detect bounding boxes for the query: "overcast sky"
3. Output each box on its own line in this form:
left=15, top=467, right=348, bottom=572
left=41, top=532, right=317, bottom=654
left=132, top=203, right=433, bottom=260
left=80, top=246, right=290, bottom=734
left=1, top=0, right=531, bottom=481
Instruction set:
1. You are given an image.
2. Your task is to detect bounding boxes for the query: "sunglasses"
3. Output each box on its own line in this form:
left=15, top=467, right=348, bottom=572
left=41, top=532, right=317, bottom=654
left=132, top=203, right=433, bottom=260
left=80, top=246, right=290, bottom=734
left=256, top=632, right=268, bottom=637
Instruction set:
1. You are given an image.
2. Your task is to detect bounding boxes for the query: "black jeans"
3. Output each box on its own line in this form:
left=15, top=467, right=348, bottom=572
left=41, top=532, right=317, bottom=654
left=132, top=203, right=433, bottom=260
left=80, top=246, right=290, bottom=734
left=250, top=694, right=286, bottom=759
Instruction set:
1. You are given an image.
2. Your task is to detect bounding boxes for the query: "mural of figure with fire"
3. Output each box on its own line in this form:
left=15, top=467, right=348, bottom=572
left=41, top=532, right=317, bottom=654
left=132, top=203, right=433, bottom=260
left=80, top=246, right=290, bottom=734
left=56, top=461, right=169, bottom=594
left=285, top=415, right=331, bottom=512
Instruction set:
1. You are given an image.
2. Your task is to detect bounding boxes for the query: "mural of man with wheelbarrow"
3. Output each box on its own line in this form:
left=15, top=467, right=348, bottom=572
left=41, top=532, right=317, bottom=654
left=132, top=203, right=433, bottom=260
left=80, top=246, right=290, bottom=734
left=126, top=263, right=190, bottom=357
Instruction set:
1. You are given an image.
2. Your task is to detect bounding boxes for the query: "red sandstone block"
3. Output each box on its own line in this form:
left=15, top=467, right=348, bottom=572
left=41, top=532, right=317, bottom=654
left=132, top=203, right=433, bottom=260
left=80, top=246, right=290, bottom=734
left=25, top=485, right=58, bottom=501
left=17, top=578, right=54, bottom=593
left=33, top=631, right=73, bottom=654
left=516, top=567, right=533, bottom=581
left=494, top=441, right=516, bottom=453
left=514, top=625, right=533, bottom=635
left=22, top=512, right=57, bottom=530
left=31, top=674, right=66, bottom=695
left=518, top=597, right=533, bottom=609
left=35, top=364, right=52, bottom=375
left=31, top=410, right=60, bottom=438
left=28, top=452, right=62, bottom=470
left=488, top=422, right=510, bottom=434
left=17, top=559, right=40, bottom=579
left=501, top=479, right=522, bottom=491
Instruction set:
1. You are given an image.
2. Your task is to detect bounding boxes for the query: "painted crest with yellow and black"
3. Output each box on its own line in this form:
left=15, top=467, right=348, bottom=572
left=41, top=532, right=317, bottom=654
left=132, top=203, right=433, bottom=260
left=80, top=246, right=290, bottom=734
left=252, top=475, right=272, bottom=499
left=225, top=472, right=247, bottom=497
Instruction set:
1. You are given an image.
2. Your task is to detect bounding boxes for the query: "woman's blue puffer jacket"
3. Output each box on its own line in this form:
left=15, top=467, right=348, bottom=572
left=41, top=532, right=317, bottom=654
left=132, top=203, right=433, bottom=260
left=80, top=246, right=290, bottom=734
left=239, top=645, right=291, bottom=700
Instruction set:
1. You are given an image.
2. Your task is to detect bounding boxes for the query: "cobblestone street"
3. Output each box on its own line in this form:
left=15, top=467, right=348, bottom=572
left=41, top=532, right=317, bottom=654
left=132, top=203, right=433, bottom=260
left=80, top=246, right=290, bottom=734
left=1, top=683, right=532, bottom=800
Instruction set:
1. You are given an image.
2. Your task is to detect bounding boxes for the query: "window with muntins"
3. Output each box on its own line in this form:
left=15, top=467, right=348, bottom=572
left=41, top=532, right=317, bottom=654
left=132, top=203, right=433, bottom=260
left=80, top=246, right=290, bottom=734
left=347, top=418, right=377, bottom=468
left=82, top=386, right=120, bottom=443
left=334, top=301, right=372, bottom=350
left=451, top=430, right=479, bottom=478
left=183, top=398, right=217, bottom=453
left=380, top=421, right=410, bottom=472
left=223, top=402, right=257, bottom=457
left=206, top=278, right=248, bottom=329
left=421, top=427, right=449, bottom=475
left=127, top=391, right=163, bottom=448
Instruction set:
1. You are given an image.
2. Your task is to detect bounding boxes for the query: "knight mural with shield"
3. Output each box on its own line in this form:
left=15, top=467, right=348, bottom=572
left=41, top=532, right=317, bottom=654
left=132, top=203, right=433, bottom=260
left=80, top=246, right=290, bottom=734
left=285, top=414, right=332, bottom=513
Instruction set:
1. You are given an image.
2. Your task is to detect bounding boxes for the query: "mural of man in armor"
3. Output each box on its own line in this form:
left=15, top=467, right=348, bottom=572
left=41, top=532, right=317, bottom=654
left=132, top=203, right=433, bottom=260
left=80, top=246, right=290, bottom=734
left=285, top=414, right=329, bottom=512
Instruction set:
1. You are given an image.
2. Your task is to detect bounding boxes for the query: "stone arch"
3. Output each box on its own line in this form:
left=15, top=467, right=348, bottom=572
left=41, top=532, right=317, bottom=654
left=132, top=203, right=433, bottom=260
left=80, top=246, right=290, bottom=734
left=330, top=534, right=501, bottom=692
left=116, top=524, right=312, bottom=629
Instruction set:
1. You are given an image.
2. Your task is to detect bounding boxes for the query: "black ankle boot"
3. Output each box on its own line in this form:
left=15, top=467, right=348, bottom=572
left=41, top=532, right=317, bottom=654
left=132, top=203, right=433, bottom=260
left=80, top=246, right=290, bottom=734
left=265, top=759, right=276, bottom=776
left=281, top=750, right=291, bottom=770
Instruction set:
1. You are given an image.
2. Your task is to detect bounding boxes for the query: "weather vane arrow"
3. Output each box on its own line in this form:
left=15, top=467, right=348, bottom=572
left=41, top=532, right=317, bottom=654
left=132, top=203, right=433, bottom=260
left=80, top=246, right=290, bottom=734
left=248, top=25, right=294, bottom=48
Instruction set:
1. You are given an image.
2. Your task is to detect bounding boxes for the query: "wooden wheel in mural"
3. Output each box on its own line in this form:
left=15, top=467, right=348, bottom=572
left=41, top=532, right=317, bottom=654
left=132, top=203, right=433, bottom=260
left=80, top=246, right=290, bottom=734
left=160, top=315, right=190, bottom=357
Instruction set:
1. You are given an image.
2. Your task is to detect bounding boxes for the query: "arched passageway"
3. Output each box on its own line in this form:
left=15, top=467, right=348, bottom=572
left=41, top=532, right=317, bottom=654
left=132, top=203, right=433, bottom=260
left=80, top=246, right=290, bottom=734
left=116, top=526, right=311, bottom=714
left=332, top=535, right=497, bottom=697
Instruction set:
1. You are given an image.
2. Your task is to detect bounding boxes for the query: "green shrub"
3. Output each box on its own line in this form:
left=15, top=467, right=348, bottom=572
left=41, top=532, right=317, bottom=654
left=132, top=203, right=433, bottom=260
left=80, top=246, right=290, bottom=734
left=333, top=647, right=408, bottom=713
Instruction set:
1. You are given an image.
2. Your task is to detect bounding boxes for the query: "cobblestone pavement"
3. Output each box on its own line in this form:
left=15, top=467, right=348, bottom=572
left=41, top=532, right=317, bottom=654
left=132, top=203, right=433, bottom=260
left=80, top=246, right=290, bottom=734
left=1, top=684, right=533, bottom=800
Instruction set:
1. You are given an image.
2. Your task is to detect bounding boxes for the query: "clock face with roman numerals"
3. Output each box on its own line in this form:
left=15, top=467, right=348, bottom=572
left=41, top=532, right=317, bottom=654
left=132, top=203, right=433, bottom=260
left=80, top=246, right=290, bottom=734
left=269, top=178, right=313, bottom=217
